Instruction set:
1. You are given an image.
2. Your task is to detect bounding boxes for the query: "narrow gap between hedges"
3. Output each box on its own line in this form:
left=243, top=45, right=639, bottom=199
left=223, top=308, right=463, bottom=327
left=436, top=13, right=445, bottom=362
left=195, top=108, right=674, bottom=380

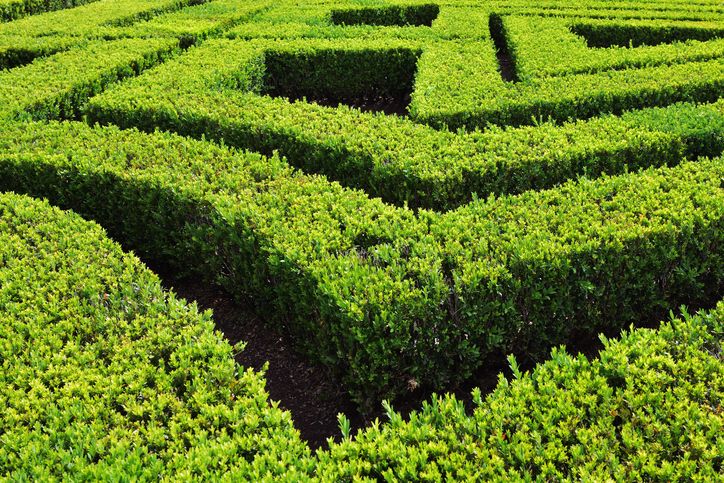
left=146, top=261, right=687, bottom=450
left=489, top=13, right=518, bottom=83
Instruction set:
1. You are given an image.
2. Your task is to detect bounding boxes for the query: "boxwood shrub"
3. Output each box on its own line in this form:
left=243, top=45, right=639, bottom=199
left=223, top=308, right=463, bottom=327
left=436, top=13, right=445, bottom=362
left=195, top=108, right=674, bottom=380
left=0, top=192, right=312, bottom=480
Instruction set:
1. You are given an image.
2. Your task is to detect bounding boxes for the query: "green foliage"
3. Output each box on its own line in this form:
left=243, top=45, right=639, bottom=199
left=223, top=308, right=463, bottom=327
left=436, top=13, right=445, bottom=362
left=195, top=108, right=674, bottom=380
left=502, top=16, right=724, bottom=81
left=0, top=0, right=98, bottom=22
left=0, top=0, right=722, bottom=475
left=2, top=191, right=720, bottom=479
left=316, top=303, right=724, bottom=480
left=0, top=119, right=721, bottom=406
left=86, top=37, right=724, bottom=210
left=0, top=35, right=85, bottom=70
left=0, top=0, right=207, bottom=37
left=0, top=192, right=312, bottom=479
left=0, top=38, right=179, bottom=120
left=263, top=44, right=421, bottom=103
left=571, top=18, right=724, bottom=48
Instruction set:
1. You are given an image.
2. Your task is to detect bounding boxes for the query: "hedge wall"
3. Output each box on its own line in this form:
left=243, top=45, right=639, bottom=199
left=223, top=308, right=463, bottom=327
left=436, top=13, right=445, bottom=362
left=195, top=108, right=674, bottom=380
left=1, top=193, right=721, bottom=478
left=0, top=192, right=312, bottom=480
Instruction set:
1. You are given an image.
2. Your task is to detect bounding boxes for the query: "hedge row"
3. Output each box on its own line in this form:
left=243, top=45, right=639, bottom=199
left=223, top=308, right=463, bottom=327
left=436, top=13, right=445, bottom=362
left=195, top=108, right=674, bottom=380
left=85, top=38, right=724, bottom=210
left=0, top=35, right=84, bottom=70
left=0, top=38, right=179, bottom=120
left=0, top=120, right=721, bottom=407
left=0, top=0, right=206, bottom=37
left=109, top=0, right=270, bottom=46
left=411, top=48, right=724, bottom=130
left=0, top=192, right=312, bottom=480
left=329, top=3, right=440, bottom=28
left=500, top=4, right=724, bottom=23
left=318, top=302, right=724, bottom=481
left=226, top=4, right=488, bottom=41
left=3, top=191, right=721, bottom=479
left=262, top=45, right=421, bottom=104
left=0, top=0, right=98, bottom=22
left=570, top=18, right=724, bottom=48
left=501, top=15, right=724, bottom=80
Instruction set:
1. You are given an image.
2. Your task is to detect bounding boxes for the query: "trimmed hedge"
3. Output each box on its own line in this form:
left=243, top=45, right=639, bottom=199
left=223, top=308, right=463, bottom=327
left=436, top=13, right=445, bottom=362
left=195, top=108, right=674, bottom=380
left=0, top=192, right=312, bottom=479
left=111, top=0, right=270, bottom=46
left=85, top=37, right=724, bottom=210
left=500, top=15, right=724, bottom=81
left=0, top=0, right=98, bottom=22
left=0, top=120, right=721, bottom=406
left=0, top=0, right=206, bottom=37
left=2, top=191, right=721, bottom=479
left=0, top=35, right=85, bottom=70
left=570, top=18, right=724, bottom=48
left=412, top=52, right=724, bottom=130
left=262, top=44, right=421, bottom=104
left=0, top=38, right=179, bottom=120
left=329, top=4, right=440, bottom=27
left=317, top=302, right=724, bottom=481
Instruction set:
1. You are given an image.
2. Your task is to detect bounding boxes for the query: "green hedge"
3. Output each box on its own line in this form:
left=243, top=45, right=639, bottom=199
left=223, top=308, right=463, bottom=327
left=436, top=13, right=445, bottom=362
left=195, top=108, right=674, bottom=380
left=2, top=191, right=721, bottom=479
left=0, top=38, right=179, bottom=120
left=497, top=4, right=724, bottom=23
left=262, top=45, right=421, bottom=103
left=570, top=18, right=724, bottom=48
left=500, top=15, right=724, bottom=81
left=412, top=53, right=724, bottom=130
left=0, top=0, right=98, bottom=22
left=86, top=39, right=724, bottom=210
left=0, top=120, right=721, bottom=406
left=316, top=302, right=724, bottom=481
left=0, top=35, right=85, bottom=70
left=110, top=0, right=270, bottom=46
left=0, top=192, right=312, bottom=479
left=0, top=0, right=205, bottom=37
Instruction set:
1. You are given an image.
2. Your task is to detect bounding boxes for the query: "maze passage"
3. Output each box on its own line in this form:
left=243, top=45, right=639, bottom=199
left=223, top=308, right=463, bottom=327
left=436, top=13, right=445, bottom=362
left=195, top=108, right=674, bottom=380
left=0, top=0, right=723, bottom=478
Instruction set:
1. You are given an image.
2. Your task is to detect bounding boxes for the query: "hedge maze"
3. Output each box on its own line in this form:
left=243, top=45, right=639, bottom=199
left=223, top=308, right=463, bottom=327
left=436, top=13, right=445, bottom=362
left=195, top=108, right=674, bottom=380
left=1, top=0, right=722, bottom=479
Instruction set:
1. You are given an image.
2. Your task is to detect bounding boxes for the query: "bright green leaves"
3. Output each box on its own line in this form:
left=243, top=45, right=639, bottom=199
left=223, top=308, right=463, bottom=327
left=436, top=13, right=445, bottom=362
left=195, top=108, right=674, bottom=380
left=0, top=192, right=312, bottom=479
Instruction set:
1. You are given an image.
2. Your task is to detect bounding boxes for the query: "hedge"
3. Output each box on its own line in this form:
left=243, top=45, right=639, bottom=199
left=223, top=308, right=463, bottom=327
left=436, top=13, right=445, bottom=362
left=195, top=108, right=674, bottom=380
left=110, top=0, right=270, bottom=46
left=500, top=15, right=724, bottom=81
left=0, top=0, right=206, bottom=37
left=0, top=192, right=312, bottom=480
left=499, top=4, right=724, bottom=23
left=85, top=37, right=724, bottom=210
left=316, top=302, right=724, bottom=481
left=411, top=52, right=724, bottom=130
left=570, top=18, right=724, bottom=48
left=2, top=191, right=721, bottom=479
left=0, top=38, right=179, bottom=120
left=0, top=35, right=85, bottom=70
left=0, top=120, right=721, bottom=407
left=0, top=0, right=98, bottom=22
left=329, top=4, right=440, bottom=28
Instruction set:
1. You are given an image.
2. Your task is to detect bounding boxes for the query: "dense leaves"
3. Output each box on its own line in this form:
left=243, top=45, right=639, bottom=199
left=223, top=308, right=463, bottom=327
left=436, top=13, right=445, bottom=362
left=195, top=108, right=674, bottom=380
left=0, top=193, right=313, bottom=479
left=0, top=120, right=721, bottom=405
